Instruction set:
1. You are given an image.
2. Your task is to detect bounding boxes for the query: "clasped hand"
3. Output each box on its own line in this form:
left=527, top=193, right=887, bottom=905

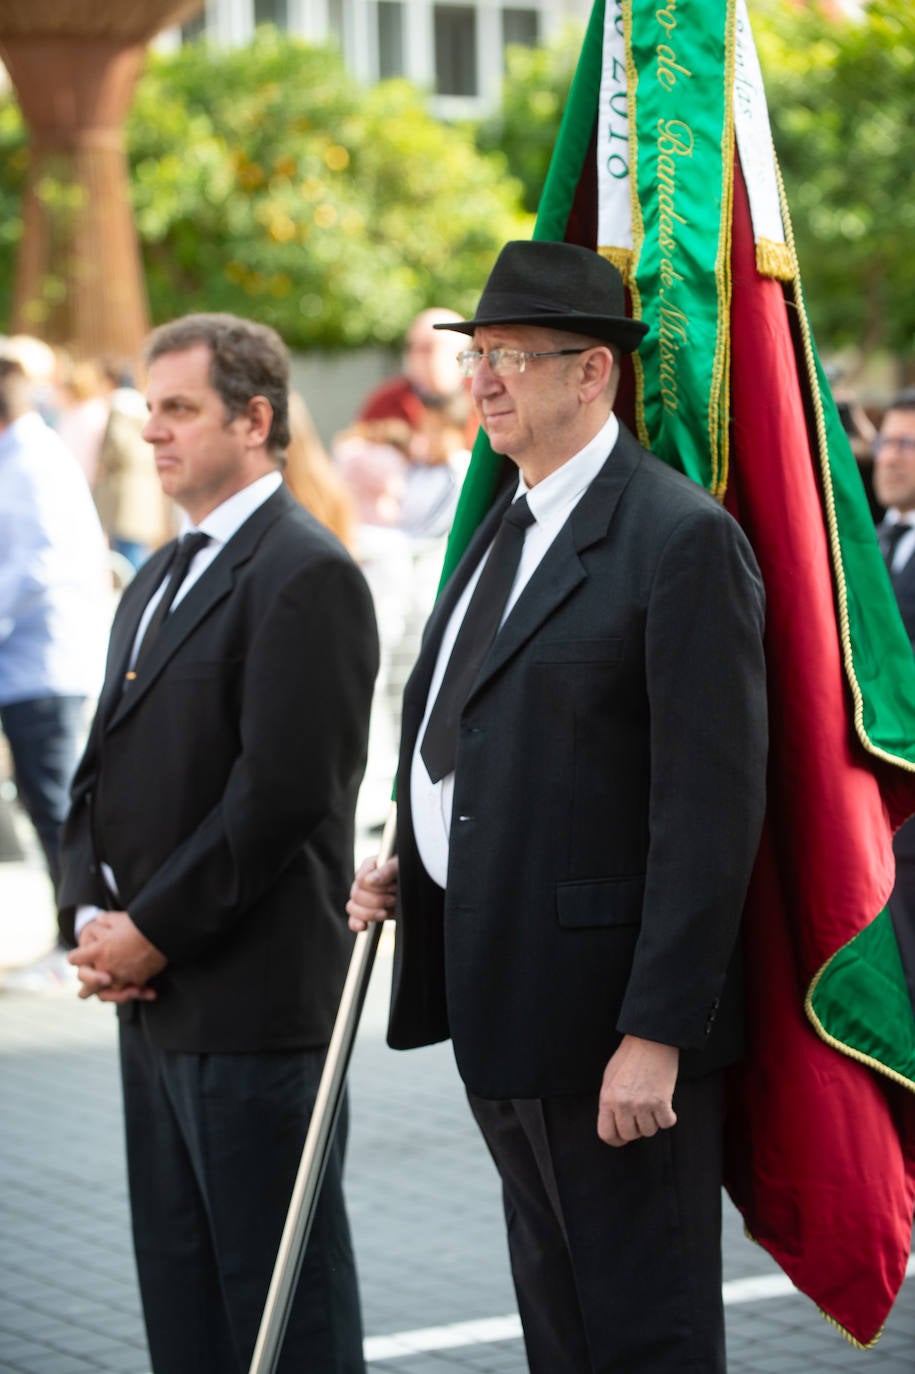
left=68, top=910, right=166, bottom=1003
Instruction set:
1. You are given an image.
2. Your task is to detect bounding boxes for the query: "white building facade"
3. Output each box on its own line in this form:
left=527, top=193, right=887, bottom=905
left=163, top=0, right=588, bottom=115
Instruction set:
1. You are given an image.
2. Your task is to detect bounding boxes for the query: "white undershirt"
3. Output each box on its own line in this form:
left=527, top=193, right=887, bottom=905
left=410, top=412, right=619, bottom=889
left=74, top=471, right=283, bottom=934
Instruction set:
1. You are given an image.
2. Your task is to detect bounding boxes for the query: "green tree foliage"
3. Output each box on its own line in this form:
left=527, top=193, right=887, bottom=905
left=0, top=29, right=529, bottom=348
left=750, top=0, right=915, bottom=358
left=475, top=23, right=584, bottom=214
left=0, top=101, right=28, bottom=330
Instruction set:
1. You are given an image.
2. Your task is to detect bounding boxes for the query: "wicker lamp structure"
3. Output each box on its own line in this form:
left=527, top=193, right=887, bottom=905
left=0, top=1, right=202, bottom=361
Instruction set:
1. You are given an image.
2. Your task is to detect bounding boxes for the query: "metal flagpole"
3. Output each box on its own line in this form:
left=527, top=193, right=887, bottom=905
left=248, top=804, right=397, bottom=1374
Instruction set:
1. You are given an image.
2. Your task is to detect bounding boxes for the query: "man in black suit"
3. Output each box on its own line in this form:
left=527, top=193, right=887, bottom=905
left=348, top=242, right=767, bottom=1372
left=58, top=313, right=378, bottom=1373
left=874, top=390, right=915, bottom=1005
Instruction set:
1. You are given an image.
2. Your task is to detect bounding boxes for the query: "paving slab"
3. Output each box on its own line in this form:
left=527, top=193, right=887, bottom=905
left=2, top=843, right=914, bottom=1372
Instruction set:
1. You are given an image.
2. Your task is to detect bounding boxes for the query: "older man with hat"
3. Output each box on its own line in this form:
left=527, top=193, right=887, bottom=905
left=349, top=240, right=768, bottom=1372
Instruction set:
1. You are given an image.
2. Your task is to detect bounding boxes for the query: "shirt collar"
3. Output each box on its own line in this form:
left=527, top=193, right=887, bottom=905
left=180, top=470, right=283, bottom=544
left=514, top=411, right=620, bottom=523
left=884, top=507, right=915, bottom=528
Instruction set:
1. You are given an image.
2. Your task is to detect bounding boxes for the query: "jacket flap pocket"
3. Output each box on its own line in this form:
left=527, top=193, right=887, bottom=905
left=556, top=876, right=644, bottom=929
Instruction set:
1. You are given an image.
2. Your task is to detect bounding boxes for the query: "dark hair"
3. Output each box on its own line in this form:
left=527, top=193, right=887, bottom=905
left=144, top=313, right=291, bottom=452
left=0, top=357, right=31, bottom=425
left=888, top=388, right=915, bottom=414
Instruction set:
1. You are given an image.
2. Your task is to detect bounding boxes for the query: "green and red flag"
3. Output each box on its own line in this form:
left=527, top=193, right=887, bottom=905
left=439, top=0, right=915, bottom=1346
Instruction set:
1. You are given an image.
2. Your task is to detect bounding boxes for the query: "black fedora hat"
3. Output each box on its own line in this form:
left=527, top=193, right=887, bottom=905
left=433, top=240, right=649, bottom=354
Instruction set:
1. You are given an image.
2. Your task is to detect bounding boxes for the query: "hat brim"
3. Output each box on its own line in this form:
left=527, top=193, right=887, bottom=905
left=433, top=312, right=649, bottom=355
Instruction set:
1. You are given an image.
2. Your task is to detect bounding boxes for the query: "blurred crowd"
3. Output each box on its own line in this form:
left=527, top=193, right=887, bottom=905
left=0, top=308, right=476, bottom=985
left=3, top=308, right=911, bottom=988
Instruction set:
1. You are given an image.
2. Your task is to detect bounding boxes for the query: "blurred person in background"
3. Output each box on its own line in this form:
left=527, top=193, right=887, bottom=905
left=0, top=356, right=110, bottom=988
left=94, top=362, right=174, bottom=572
left=357, top=307, right=477, bottom=462
left=284, top=390, right=357, bottom=553
left=344, top=305, right=478, bottom=538
left=340, top=311, right=479, bottom=823
left=1, top=333, right=60, bottom=424
left=873, top=389, right=915, bottom=1008
left=55, top=353, right=112, bottom=488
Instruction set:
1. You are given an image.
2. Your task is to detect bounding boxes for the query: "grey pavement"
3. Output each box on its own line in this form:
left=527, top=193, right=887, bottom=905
left=1, top=811, right=914, bottom=1372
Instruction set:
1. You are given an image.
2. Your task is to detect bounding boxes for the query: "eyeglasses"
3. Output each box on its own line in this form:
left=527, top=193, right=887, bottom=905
left=873, top=436, right=915, bottom=457
left=456, top=348, right=588, bottom=379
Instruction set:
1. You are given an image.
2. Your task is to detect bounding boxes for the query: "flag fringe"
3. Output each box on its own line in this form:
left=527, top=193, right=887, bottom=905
left=774, top=158, right=915, bottom=776
left=597, top=244, right=633, bottom=282
left=754, top=236, right=794, bottom=281
left=804, top=958, right=915, bottom=1094
left=741, top=1222, right=885, bottom=1348
left=707, top=0, right=738, bottom=501
left=817, top=1302, right=882, bottom=1351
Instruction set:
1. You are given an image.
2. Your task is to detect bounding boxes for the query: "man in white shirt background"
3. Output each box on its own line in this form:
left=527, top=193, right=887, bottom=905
left=0, top=357, right=110, bottom=975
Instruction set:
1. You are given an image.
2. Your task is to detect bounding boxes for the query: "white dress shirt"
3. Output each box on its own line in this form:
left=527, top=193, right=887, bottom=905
left=410, top=412, right=620, bottom=888
left=127, top=471, right=283, bottom=667
left=0, top=411, right=110, bottom=705
left=75, top=470, right=284, bottom=933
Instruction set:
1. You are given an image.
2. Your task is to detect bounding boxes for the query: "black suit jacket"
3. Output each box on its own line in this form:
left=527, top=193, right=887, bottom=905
left=389, top=426, right=768, bottom=1099
left=58, top=485, right=379, bottom=1053
left=881, top=526, right=915, bottom=868
left=887, top=539, right=915, bottom=647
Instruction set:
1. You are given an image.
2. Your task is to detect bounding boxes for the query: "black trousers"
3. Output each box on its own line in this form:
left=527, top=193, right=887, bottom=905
left=119, top=1017, right=365, bottom=1374
left=0, top=693, right=86, bottom=893
left=468, top=1073, right=725, bottom=1374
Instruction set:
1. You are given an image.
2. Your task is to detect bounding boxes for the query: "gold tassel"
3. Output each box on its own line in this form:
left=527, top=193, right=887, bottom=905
left=755, top=236, right=794, bottom=281
left=598, top=245, right=634, bottom=283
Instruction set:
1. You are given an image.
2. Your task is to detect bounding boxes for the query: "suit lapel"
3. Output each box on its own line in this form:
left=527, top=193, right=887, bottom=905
left=401, top=481, right=515, bottom=734
left=97, top=544, right=174, bottom=726
left=105, top=486, right=292, bottom=732
left=403, top=425, right=645, bottom=746
left=468, top=425, right=644, bottom=701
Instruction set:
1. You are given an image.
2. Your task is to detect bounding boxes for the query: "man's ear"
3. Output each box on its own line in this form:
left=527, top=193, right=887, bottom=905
left=244, top=395, right=273, bottom=447
left=579, top=347, right=615, bottom=402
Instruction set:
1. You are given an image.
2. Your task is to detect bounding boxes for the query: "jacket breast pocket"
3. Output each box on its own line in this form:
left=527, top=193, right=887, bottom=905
left=533, top=638, right=622, bottom=665
left=167, top=658, right=241, bottom=682
left=556, top=876, right=644, bottom=929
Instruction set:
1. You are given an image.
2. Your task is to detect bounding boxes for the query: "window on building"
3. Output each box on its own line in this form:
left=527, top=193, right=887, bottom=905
left=378, top=0, right=405, bottom=78
left=254, top=0, right=289, bottom=26
left=181, top=10, right=207, bottom=41
left=502, top=7, right=539, bottom=53
left=434, top=6, right=478, bottom=96
left=327, top=0, right=344, bottom=45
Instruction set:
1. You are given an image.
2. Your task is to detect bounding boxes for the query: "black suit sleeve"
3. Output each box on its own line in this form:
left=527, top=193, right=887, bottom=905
left=125, top=555, right=378, bottom=964
left=617, top=501, right=768, bottom=1049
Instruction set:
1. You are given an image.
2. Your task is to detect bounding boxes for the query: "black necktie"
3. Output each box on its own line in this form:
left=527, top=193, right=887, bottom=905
left=881, top=521, right=912, bottom=574
left=129, top=531, right=211, bottom=680
left=421, top=496, right=535, bottom=783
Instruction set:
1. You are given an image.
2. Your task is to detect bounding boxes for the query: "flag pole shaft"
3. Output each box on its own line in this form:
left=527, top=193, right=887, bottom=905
left=248, top=805, right=397, bottom=1374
